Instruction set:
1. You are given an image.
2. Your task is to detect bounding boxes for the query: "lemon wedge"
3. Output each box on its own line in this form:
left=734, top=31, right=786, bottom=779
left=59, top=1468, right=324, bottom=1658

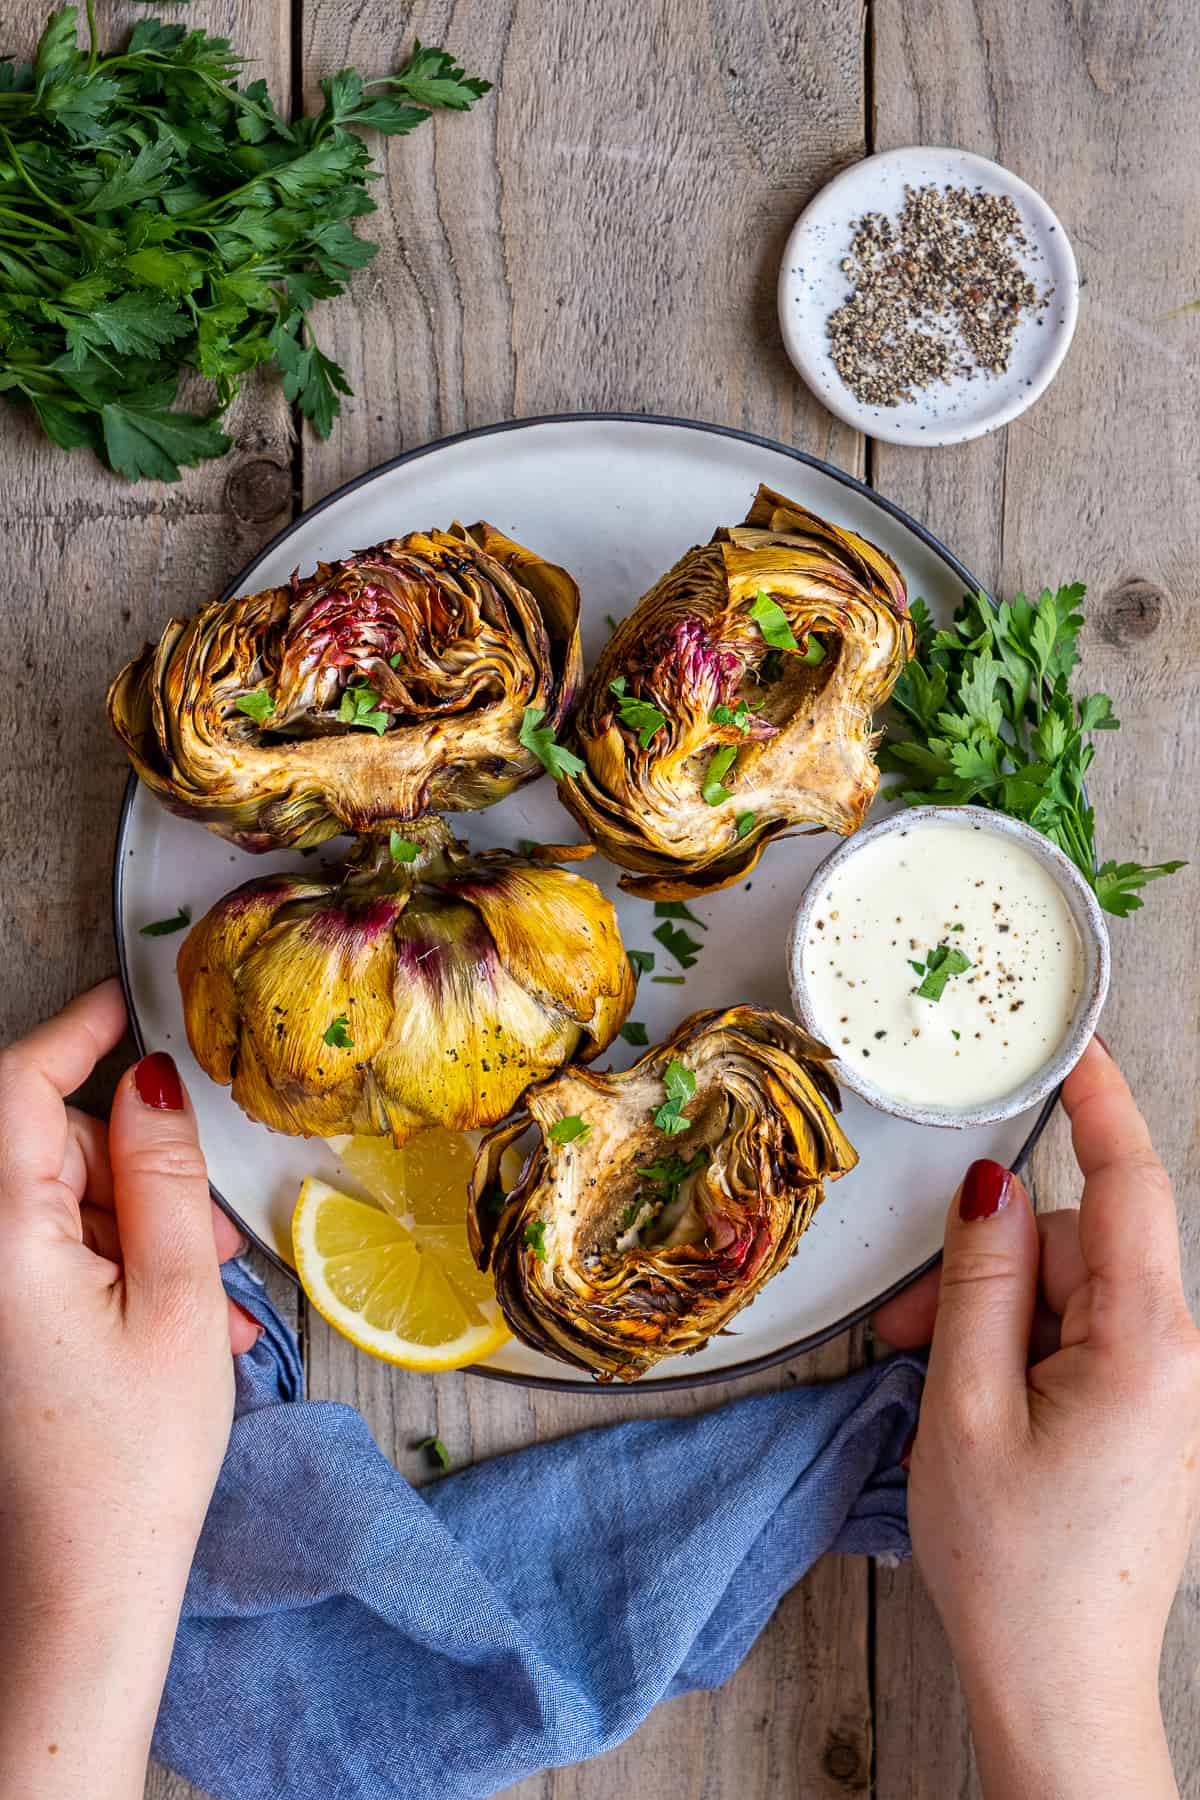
left=293, top=1136, right=509, bottom=1371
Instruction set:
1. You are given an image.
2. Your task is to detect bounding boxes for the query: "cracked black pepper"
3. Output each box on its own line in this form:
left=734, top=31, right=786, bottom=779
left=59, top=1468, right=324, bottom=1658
left=826, top=183, right=1053, bottom=408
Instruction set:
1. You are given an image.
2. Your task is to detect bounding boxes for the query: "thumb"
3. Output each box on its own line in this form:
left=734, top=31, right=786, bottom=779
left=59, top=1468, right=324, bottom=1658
left=108, top=1052, right=223, bottom=1308
left=924, top=1159, right=1039, bottom=1433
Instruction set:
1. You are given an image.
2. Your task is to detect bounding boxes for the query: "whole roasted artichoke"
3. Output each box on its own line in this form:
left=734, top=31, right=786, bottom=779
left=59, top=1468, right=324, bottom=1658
left=468, top=1005, right=856, bottom=1382
left=557, top=485, right=913, bottom=897
left=176, top=824, right=634, bottom=1141
left=109, top=522, right=582, bottom=851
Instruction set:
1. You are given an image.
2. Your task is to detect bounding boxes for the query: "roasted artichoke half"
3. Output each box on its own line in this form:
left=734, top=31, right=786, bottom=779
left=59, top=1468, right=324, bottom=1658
left=109, top=522, right=582, bottom=850
left=176, top=823, right=634, bottom=1142
left=556, top=485, right=913, bottom=898
left=469, top=1005, right=856, bottom=1382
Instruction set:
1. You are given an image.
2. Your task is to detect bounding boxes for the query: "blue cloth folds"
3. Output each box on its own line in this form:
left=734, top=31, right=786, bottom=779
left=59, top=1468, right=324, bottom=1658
left=153, top=1262, right=923, bottom=1800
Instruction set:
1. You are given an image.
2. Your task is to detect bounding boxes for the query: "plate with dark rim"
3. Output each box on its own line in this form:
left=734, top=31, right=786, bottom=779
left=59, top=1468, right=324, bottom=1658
left=113, top=413, right=1055, bottom=1392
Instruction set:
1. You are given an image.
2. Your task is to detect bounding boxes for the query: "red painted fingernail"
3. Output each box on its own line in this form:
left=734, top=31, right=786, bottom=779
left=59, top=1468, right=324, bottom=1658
left=959, top=1159, right=1012, bottom=1222
left=133, top=1051, right=184, bottom=1111
left=900, top=1426, right=917, bottom=1472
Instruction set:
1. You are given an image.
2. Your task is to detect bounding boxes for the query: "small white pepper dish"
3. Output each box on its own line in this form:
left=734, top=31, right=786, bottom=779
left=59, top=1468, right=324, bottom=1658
left=778, top=146, right=1079, bottom=447
left=787, top=806, right=1110, bottom=1130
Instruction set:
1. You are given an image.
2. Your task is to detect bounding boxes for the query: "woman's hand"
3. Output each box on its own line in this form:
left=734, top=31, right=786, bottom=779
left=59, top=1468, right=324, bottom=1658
left=0, top=980, right=255, bottom=1800
left=873, top=1038, right=1200, bottom=1800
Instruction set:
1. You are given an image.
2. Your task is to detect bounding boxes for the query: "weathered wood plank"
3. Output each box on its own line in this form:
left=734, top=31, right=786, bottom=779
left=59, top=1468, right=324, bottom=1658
left=298, top=2, right=871, bottom=1795
left=870, top=3, right=1200, bottom=1795
left=0, top=4, right=292, bottom=1797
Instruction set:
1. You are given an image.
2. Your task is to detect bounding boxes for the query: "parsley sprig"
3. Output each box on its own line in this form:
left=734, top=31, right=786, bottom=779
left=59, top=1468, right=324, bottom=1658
left=0, top=10, right=490, bottom=480
left=884, top=589, right=1185, bottom=917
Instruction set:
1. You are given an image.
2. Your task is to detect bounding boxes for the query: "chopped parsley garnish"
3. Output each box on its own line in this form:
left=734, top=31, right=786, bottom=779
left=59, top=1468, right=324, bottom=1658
left=619, top=1020, right=649, bottom=1046
left=701, top=744, right=738, bottom=806
left=653, top=1059, right=696, bottom=1136
left=519, top=705, right=585, bottom=779
left=711, top=701, right=755, bottom=734
left=951, top=1029, right=961, bottom=1040
left=749, top=590, right=799, bottom=651
left=653, top=901, right=707, bottom=929
left=735, top=811, right=756, bottom=838
left=651, top=975, right=685, bottom=985
left=627, top=948, right=655, bottom=977
left=389, top=831, right=420, bottom=862
left=884, top=587, right=1185, bottom=917
left=798, top=634, right=826, bottom=665
left=609, top=677, right=666, bottom=749
left=415, top=1436, right=450, bottom=1472
left=389, top=652, right=404, bottom=669
left=323, top=1015, right=354, bottom=1047
left=548, top=1115, right=590, bottom=1145
left=636, top=1148, right=707, bottom=1206
left=605, top=614, right=619, bottom=634
left=338, top=682, right=389, bottom=734
left=140, top=907, right=191, bottom=937
left=235, top=690, right=275, bottom=724
left=950, top=921, right=965, bottom=931
left=909, top=943, right=972, bottom=1003
left=653, top=920, right=701, bottom=969
left=523, top=1219, right=547, bottom=1261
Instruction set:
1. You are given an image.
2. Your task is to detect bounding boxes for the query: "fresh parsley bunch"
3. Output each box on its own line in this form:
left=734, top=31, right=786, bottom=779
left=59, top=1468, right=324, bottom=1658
left=883, top=586, right=1185, bottom=918
left=0, top=7, right=489, bottom=480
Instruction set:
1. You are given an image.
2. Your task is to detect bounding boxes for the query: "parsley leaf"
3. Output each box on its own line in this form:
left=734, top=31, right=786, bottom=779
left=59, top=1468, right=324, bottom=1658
left=884, top=584, right=1185, bottom=918
left=653, top=1059, right=696, bottom=1136
left=139, top=907, right=191, bottom=937
left=653, top=901, right=706, bottom=929
left=338, top=682, right=389, bottom=734
left=519, top=706, right=585, bottom=779
left=912, top=943, right=972, bottom=1002
left=627, top=948, right=655, bottom=977
left=389, top=831, right=420, bottom=863
left=523, top=1219, right=547, bottom=1261
left=235, top=689, right=275, bottom=724
left=749, top=590, right=799, bottom=651
left=415, top=1435, right=451, bottom=1472
left=548, top=1115, right=590, bottom=1145
left=711, top=701, right=754, bottom=734
left=323, top=1015, right=354, bottom=1048
left=609, top=676, right=666, bottom=748
left=619, top=1020, right=649, bottom=1046
left=702, top=743, right=738, bottom=806
left=735, top=810, right=756, bottom=838
left=653, top=919, right=701, bottom=969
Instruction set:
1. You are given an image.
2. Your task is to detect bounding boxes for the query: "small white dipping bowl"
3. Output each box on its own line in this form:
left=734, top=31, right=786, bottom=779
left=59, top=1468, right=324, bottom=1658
left=787, top=806, right=1110, bottom=1129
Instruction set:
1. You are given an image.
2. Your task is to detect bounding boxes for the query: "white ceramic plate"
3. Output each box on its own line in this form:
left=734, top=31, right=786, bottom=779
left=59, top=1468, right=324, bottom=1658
left=778, top=147, right=1079, bottom=447
left=114, top=414, right=1055, bottom=1391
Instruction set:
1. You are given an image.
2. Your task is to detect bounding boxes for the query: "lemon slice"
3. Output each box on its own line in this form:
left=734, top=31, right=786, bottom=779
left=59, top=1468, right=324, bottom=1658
left=292, top=1163, right=509, bottom=1371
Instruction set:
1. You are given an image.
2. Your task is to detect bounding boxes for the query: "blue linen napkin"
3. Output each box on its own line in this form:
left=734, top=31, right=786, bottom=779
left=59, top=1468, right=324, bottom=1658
left=153, top=1262, right=923, bottom=1800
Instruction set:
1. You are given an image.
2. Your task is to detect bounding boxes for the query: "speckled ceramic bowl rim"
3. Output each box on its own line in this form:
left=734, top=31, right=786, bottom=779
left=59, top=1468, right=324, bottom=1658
left=777, top=146, right=1080, bottom=447
left=787, top=805, right=1110, bottom=1129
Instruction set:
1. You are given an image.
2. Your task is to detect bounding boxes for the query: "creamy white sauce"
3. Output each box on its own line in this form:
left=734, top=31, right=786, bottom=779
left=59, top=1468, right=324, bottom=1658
left=801, top=822, right=1083, bottom=1108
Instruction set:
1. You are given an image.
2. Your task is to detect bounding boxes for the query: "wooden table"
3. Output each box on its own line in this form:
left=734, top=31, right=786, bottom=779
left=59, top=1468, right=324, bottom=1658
left=0, top=1, right=1194, bottom=1793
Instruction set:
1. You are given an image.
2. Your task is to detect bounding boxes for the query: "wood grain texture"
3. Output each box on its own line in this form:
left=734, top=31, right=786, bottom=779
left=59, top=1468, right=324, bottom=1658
left=296, top=3, right=872, bottom=1797
left=0, top=4, right=289, bottom=1799
left=870, top=3, right=1200, bottom=1796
